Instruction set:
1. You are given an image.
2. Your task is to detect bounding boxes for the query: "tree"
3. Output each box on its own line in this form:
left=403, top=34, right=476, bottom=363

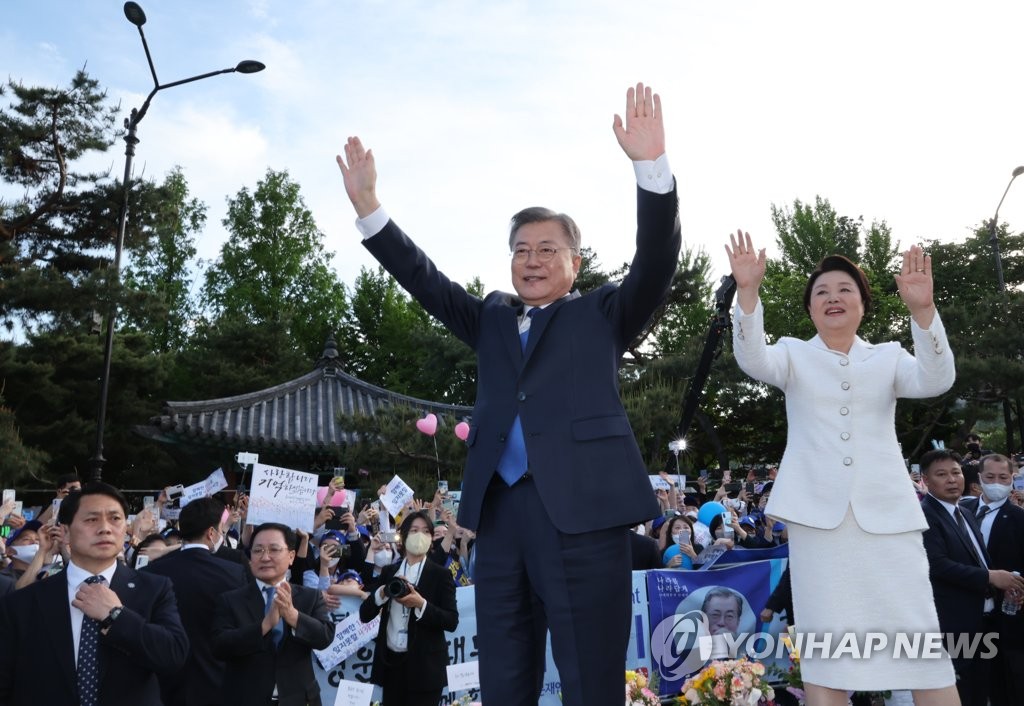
left=121, top=167, right=205, bottom=352
left=0, top=70, right=120, bottom=334
left=200, top=168, right=348, bottom=362
left=0, top=386, right=48, bottom=484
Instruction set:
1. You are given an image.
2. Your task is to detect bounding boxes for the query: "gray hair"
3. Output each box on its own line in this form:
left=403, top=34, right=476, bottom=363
left=508, top=206, right=581, bottom=252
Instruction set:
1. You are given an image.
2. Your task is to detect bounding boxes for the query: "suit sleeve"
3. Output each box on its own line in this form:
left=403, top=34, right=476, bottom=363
left=290, top=588, right=335, bottom=650
left=922, top=518, right=989, bottom=592
left=211, top=593, right=267, bottom=658
left=0, top=594, right=15, bottom=702
left=894, top=312, right=956, bottom=399
left=103, top=576, right=190, bottom=675
left=732, top=299, right=791, bottom=391
left=417, top=566, right=459, bottom=633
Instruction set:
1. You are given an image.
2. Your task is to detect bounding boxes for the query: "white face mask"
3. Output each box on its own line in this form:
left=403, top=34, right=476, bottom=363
left=982, top=482, right=1011, bottom=503
left=373, top=549, right=393, bottom=567
left=404, top=532, right=432, bottom=557
left=11, top=543, right=39, bottom=564
left=327, top=557, right=340, bottom=569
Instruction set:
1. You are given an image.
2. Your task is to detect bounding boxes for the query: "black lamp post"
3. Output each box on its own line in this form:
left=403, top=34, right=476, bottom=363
left=990, top=166, right=1024, bottom=294
left=90, top=2, right=264, bottom=481
left=988, top=166, right=1024, bottom=455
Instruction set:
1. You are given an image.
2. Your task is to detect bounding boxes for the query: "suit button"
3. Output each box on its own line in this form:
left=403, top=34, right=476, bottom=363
left=517, top=392, right=527, bottom=402
left=841, top=382, right=850, bottom=390
left=843, top=457, right=853, bottom=466
left=841, top=432, right=850, bottom=441
left=839, top=358, right=849, bottom=366
left=840, top=407, right=849, bottom=416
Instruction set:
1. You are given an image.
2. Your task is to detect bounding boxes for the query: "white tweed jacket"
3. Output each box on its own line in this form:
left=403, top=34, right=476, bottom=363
left=732, top=299, right=955, bottom=533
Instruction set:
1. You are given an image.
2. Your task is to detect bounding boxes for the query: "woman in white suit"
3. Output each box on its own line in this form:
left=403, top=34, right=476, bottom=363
left=726, top=231, right=960, bottom=706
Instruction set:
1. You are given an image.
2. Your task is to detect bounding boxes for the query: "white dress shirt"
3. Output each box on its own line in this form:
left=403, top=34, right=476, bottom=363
left=374, top=558, right=427, bottom=652
left=66, top=560, right=119, bottom=663
left=932, top=494, right=994, bottom=613
left=975, top=496, right=1007, bottom=546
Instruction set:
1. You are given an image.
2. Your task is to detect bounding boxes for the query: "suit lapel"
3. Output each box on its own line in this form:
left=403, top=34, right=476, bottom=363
left=499, top=304, right=522, bottom=367
left=522, top=294, right=577, bottom=365
left=40, top=570, right=77, bottom=686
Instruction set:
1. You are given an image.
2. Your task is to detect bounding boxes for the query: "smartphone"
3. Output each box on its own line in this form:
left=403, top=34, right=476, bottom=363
left=722, top=470, right=732, bottom=483
left=135, top=554, right=150, bottom=569
left=12, top=501, right=23, bottom=517
left=438, top=480, right=449, bottom=494
left=699, top=469, right=709, bottom=480
left=143, top=495, right=155, bottom=510
left=2, top=489, right=14, bottom=504
left=380, top=531, right=398, bottom=543
left=50, top=498, right=62, bottom=525
left=166, top=484, right=184, bottom=502
left=442, top=497, right=455, bottom=513
left=745, top=481, right=756, bottom=496
left=725, top=481, right=742, bottom=496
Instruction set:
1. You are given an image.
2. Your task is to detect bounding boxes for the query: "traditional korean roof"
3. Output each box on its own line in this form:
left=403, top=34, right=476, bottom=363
left=135, top=336, right=472, bottom=456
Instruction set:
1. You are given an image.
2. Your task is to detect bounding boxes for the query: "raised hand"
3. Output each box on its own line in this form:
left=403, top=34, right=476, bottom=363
left=894, top=244, right=936, bottom=328
left=725, top=230, right=766, bottom=314
left=336, top=136, right=381, bottom=218
left=612, top=83, right=665, bottom=162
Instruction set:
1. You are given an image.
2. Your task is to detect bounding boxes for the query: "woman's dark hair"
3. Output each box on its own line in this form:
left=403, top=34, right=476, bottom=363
left=803, top=255, right=872, bottom=317
left=398, top=510, right=434, bottom=555
left=660, top=515, right=693, bottom=551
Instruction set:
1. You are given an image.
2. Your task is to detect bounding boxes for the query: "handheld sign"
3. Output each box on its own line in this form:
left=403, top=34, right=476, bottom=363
left=248, top=463, right=319, bottom=532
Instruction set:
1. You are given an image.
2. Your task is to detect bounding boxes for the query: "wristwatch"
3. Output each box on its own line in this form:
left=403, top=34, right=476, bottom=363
left=99, top=606, right=124, bottom=630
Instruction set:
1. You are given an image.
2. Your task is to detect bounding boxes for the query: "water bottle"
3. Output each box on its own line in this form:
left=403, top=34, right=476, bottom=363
left=1002, top=571, right=1021, bottom=616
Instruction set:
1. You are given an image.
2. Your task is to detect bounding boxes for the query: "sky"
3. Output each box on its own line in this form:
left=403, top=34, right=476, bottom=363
left=4, top=0, right=1024, bottom=303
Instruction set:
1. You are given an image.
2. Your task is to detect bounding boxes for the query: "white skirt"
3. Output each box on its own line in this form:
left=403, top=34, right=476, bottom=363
left=786, top=507, right=956, bottom=691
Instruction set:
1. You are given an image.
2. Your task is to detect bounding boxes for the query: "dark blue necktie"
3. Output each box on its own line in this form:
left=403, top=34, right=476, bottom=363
left=263, top=585, right=285, bottom=648
left=497, top=308, right=536, bottom=486
left=77, top=575, right=106, bottom=706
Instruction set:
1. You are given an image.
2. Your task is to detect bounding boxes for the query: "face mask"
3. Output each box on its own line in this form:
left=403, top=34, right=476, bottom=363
left=11, top=543, right=39, bottom=564
left=327, top=557, right=340, bottom=569
left=404, top=532, right=432, bottom=556
left=373, top=550, right=393, bottom=567
left=982, top=482, right=1011, bottom=503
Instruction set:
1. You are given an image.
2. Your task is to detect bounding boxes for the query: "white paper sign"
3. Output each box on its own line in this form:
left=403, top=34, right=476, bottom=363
left=179, top=468, right=229, bottom=507
left=446, top=660, right=481, bottom=692
left=380, top=475, right=415, bottom=518
left=315, top=612, right=381, bottom=671
left=248, top=463, right=319, bottom=532
left=332, top=679, right=374, bottom=706
left=649, top=475, right=675, bottom=492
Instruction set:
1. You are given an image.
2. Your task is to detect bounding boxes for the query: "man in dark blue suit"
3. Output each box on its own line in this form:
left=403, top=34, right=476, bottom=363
left=336, top=82, right=681, bottom=706
left=146, top=496, right=247, bottom=706
left=0, top=482, right=189, bottom=706
left=960, top=454, right=1024, bottom=706
left=920, top=450, right=1024, bottom=706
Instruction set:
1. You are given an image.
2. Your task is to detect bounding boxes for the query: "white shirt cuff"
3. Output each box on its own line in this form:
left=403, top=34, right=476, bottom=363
left=414, top=601, right=427, bottom=620
left=633, top=154, right=673, bottom=195
left=356, top=207, right=390, bottom=239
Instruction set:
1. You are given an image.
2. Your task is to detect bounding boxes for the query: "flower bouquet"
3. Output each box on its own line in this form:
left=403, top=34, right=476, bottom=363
left=677, top=658, right=775, bottom=705
left=626, top=668, right=660, bottom=706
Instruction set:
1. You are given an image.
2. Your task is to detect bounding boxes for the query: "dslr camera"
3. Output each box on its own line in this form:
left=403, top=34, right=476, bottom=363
left=386, top=577, right=411, bottom=599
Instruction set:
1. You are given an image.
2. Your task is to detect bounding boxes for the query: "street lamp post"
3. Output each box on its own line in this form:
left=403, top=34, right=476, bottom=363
left=988, top=166, right=1024, bottom=456
left=90, top=2, right=264, bottom=481
left=989, top=166, right=1024, bottom=294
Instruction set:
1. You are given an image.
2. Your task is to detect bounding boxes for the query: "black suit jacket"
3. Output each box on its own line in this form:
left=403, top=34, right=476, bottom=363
left=363, top=185, right=681, bottom=535
left=145, top=547, right=247, bottom=706
left=961, top=497, right=1024, bottom=648
left=0, top=563, right=189, bottom=706
left=629, top=532, right=662, bottom=571
left=211, top=582, right=334, bottom=706
left=921, top=494, right=991, bottom=636
left=359, top=558, right=459, bottom=690
left=0, top=574, right=13, bottom=599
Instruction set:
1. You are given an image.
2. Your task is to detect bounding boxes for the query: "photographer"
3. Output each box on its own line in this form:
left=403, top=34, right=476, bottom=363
left=359, top=510, right=459, bottom=706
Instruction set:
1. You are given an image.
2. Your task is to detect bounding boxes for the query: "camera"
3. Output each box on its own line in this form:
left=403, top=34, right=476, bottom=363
left=386, top=577, right=411, bottom=599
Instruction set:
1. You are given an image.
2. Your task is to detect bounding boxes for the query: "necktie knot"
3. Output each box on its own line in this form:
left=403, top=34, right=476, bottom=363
left=977, top=504, right=990, bottom=521
left=85, top=575, right=106, bottom=586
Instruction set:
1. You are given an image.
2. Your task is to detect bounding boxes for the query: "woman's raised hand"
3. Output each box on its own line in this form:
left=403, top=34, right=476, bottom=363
left=725, top=230, right=766, bottom=292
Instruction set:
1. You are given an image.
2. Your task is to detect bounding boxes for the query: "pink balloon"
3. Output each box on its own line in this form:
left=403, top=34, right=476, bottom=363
left=415, top=413, right=438, bottom=436
left=454, top=421, right=470, bottom=441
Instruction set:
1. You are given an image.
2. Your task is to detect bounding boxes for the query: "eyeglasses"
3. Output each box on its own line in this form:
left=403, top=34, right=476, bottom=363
left=510, top=246, right=576, bottom=263
left=251, top=545, right=288, bottom=557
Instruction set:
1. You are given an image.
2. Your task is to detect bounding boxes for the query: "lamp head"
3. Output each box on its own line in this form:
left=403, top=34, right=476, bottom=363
left=235, top=60, right=266, bottom=74
left=1013, top=166, right=1024, bottom=178
left=124, top=2, right=147, bottom=27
